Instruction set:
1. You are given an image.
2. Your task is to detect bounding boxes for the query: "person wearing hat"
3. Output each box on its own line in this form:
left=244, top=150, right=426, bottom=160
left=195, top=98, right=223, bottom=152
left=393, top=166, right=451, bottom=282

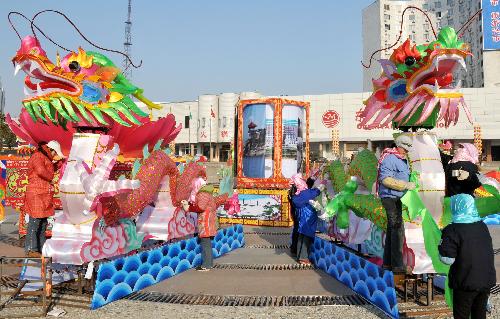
left=24, top=141, right=65, bottom=257
left=444, top=143, right=481, bottom=197
left=439, top=194, right=495, bottom=319
left=376, top=134, right=415, bottom=274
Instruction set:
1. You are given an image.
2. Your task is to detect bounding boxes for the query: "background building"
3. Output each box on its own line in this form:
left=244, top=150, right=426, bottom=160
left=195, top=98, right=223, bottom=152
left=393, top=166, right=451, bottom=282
left=145, top=86, right=500, bottom=164
left=362, top=0, right=500, bottom=91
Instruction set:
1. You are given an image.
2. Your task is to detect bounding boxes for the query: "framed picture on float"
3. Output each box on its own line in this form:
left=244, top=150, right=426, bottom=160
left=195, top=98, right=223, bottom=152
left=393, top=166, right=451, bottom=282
left=236, top=98, right=310, bottom=189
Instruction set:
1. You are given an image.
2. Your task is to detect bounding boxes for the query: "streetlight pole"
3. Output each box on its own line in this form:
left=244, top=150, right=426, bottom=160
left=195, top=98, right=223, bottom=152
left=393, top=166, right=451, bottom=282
left=209, top=104, right=212, bottom=162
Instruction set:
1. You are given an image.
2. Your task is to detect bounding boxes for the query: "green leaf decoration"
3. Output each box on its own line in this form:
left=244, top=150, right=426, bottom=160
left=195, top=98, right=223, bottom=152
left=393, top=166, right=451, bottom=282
left=109, top=102, right=141, bottom=125
left=121, top=96, right=149, bottom=117
left=142, top=143, right=150, bottom=159
left=58, top=96, right=81, bottom=121
left=132, top=158, right=141, bottom=179
left=57, top=113, right=68, bottom=130
left=153, top=139, right=164, bottom=151
left=50, top=98, right=73, bottom=121
left=89, top=108, right=109, bottom=125
left=482, top=184, right=500, bottom=200
left=101, top=108, right=131, bottom=127
left=38, top=100, right=57, bottom=124
left=23, top=101, right=37, bottom=123
left=30, top=101, right=46, bottom=123
left=74, top=103, right=94, bottom=123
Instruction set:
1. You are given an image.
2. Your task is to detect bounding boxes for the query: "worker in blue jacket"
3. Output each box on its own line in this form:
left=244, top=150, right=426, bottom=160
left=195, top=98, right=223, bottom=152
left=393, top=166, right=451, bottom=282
left=293, top=177, right=324, bottom=265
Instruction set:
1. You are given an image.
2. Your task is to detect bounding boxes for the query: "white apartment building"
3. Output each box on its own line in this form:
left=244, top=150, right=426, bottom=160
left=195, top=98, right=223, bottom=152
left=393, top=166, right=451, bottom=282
left=144, top=87, right=500, bottom=163
left=362, top=0, right=500, bottom=90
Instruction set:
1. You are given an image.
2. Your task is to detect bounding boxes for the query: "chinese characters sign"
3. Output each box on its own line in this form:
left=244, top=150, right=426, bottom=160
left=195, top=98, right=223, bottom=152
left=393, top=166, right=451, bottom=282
left=483, top=0, right=500, bottom=50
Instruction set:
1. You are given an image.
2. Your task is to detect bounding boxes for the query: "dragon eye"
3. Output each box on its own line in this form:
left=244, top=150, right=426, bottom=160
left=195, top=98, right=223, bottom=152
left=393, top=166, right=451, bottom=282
left=69, top=61, right=81, bottom=72
left=405, top=56, right=416, bottom=66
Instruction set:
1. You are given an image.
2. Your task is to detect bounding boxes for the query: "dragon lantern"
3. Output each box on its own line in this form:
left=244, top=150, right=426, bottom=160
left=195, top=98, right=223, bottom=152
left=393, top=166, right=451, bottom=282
left=6, top=20, right=230, bottom=264
left=324, top=27, right=499, bottom=277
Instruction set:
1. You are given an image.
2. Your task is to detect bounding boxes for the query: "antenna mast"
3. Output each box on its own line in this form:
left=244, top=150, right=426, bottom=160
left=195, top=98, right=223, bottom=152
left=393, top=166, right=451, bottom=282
left=123, top=0, right=133, bottom=78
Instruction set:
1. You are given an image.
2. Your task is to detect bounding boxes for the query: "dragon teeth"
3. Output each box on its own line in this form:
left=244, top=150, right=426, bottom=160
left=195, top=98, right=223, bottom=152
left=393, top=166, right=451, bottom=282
left=434, top=79, right=439, bottom=92
left=14, top=63, right=22, bottom=76
left=36, top=83, right=43, bottom=96
left=29, top=62, right=38, bottom=75
left=459, top=59, right=466, bottom=71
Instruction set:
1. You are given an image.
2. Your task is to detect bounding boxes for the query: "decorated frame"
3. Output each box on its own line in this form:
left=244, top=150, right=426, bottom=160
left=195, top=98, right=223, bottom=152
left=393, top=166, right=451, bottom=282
left=217, top=188, right=292, bottom=227
left=236, top=98, right=310, bottom=189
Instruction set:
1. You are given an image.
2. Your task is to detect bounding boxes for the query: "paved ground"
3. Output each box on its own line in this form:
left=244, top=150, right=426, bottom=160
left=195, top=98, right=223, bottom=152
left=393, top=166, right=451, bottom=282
left=1, top=207, right=500, bottom=318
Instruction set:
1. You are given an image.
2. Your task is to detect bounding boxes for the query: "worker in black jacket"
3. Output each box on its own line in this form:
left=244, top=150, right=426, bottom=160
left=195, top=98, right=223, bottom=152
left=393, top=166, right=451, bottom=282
left=438, top=193, right=496, bottom=319
left=444, top=143, right=482, bottom=197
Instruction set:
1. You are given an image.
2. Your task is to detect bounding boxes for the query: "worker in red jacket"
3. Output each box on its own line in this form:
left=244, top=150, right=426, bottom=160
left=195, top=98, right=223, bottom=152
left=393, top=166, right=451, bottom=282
left=24, top=141, right=65, bottom=257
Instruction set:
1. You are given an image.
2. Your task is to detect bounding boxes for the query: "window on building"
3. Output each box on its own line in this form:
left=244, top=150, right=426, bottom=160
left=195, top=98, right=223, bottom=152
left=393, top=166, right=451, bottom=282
left=385, top=24, right=390, bottom=30
left=447, top=0, right=452, bottom=5
left=437, top=21, right=441, bottom=29
left=448, top=18, right=453, bottom=25
left=436, top=11, right=441, bottom=18
left=423, top=23, right=429, bottom=30
left=409, top=14, right=415, bottom=20
left=435, top=2, right=441, bottom=8
left=202, top=117, right=206, bottom=128
left=384, top=4, right=390, bottom=10
left=423, top=3, right=428, bottom=10
left=424, top=33, right=430, bottom=41
left=409, top=24, right=415, bottom=31
left=384, top=14, right=390, bottom=20
left=184, top=115, right=190, bottom=129
left=223, top=116, right=227, bottom=128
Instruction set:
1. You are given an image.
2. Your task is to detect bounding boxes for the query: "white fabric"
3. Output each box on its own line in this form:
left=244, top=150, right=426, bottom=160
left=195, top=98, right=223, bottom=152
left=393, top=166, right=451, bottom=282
left=405, top=131, right=445, bottom=274
left=47, top=140, right=66, bottom=158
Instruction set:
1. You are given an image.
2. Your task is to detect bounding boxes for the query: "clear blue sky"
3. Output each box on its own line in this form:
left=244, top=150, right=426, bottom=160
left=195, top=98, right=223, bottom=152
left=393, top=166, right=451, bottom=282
left=0, top=0, right=374, bottom=114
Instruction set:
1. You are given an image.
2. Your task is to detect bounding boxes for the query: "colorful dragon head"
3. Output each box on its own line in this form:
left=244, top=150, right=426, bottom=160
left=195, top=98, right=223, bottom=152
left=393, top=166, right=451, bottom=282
left=359, top=27, right=473, bottom=129
left=8, top=35, right=181, bottom=157
left=12, top=35, right=161, bottom=127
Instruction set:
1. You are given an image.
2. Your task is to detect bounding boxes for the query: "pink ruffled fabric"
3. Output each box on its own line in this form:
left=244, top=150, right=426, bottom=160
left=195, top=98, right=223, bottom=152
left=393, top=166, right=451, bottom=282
left=450, top=143, right=479, bottom=164
left=290, top=173, right=308, bottom=195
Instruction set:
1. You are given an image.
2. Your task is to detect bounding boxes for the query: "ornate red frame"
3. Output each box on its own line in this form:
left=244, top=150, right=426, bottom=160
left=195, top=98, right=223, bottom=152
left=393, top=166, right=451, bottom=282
left=236, top=98, right=310, bottom=189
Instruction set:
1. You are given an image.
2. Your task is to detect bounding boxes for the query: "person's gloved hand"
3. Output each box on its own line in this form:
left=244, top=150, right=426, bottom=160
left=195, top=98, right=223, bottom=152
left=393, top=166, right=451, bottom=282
left=405, top=182, right=416, bottom=190
left=309, top=199, right=323, bottom=211
left=180, top=200, right=190, bottom=212
left=457, top=169, right=469, bottom=181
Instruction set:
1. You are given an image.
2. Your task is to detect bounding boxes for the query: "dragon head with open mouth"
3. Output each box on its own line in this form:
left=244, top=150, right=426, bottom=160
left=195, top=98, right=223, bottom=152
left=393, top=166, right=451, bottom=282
left=11, top=35, right=161, bottom=127
left=8, top=35, right=181, bottom=157
left=359, top=26, right=473, bottom=129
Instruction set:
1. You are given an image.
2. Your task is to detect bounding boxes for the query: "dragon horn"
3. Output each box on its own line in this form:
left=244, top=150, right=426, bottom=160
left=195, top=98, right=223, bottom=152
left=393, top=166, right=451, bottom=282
left=133, top=90, right=162, bottom=110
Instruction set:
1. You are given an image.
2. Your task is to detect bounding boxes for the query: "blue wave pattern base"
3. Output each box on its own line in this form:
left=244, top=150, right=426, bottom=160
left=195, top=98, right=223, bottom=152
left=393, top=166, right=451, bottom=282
left=310, top=237, right=399, bottom=319
left=91, top=224, right=245, bottom=309
left=483, top=213, right=500, bottom=226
